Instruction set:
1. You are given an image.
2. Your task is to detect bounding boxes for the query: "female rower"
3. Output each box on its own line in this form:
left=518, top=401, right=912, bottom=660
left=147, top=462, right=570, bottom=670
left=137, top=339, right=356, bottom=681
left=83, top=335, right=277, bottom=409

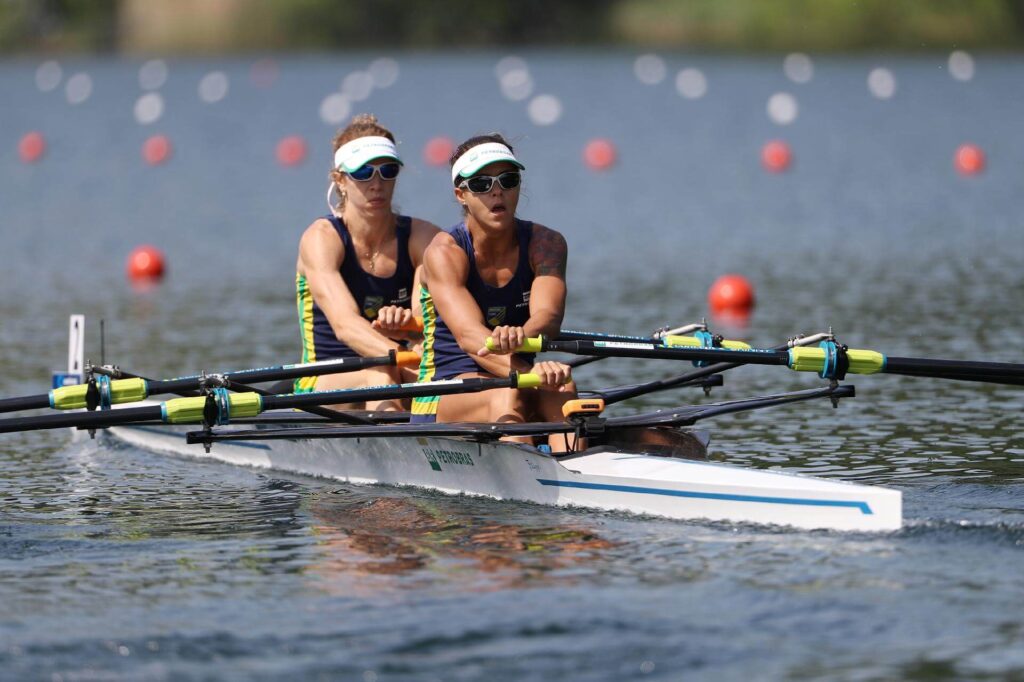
left=295, top=114, right=439, bottom=409
left=411, top=134, right=578, bottom=451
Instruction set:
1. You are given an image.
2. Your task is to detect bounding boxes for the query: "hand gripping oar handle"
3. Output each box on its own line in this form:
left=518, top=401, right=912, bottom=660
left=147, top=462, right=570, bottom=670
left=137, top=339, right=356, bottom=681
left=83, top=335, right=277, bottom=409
left=0, top=372, right=545, bottom=434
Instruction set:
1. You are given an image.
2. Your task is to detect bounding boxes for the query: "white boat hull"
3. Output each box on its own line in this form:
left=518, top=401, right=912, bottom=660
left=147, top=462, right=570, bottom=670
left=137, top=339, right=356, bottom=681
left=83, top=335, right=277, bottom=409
left=107, top=422, right=902, bottom=532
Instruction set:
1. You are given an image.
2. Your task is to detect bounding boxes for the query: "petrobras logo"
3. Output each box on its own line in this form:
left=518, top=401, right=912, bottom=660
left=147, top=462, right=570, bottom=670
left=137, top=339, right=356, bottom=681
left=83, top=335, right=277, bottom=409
left=486, top=306, right=507, bottom=327
left=363, top=295, right=384, bottom=319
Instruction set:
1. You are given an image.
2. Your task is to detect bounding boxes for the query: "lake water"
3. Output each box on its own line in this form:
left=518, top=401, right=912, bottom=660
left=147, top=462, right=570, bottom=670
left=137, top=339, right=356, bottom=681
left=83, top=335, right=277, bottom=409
left=1, top=52, right=1023, bottom=680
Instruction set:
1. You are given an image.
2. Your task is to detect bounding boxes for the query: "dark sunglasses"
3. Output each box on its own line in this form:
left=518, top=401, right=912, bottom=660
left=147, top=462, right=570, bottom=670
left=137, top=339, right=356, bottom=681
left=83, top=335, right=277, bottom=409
left=459, top=171, right=521, bottom=194
left=347, top=162, right=401, bottom=182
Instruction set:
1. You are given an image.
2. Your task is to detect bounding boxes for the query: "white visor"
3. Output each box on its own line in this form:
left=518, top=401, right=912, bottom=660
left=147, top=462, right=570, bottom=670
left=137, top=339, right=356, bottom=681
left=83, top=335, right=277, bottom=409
left=451, top=142, right=525, bottom=184
left=334, top=136, right=402, bottom=172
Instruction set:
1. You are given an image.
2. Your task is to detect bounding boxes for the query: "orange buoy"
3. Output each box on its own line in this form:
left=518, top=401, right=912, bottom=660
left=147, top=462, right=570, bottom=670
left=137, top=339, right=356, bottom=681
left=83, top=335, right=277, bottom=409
left=423, top=136, right=454, bottom=166
left=142, top=135, right=172, bottom=166
left=583, top=139, right=617, bottom=171
left=276, top=135, right=308, bottom=167
left=761, top=140, right=791, bottom=173
left=709, top=274, right=756, bottom=315
left=126, top=245, right=166, bottom=282
left=954, top=143, right=985, bottom=176
left=18, top=132, right=46, bottom=163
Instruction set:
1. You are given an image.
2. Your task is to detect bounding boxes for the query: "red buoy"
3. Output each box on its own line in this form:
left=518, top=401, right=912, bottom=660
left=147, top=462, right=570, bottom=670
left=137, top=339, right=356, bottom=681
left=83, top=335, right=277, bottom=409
left=126, top=245, right=166, bottom=282
left=276, top=135, right=308, bottom=167
left=709, top=274, right=756, bottom=315
left=142, top=135, right=172, bottom=166
left=18, top=132, right=46, bottom=164
left=761, top=140, right=792, bottom=173
left=423, top=136, right=454, bottom=166
left=954, top=143, right=985, bottom=176
left=583, top=139, right=617, bottom=171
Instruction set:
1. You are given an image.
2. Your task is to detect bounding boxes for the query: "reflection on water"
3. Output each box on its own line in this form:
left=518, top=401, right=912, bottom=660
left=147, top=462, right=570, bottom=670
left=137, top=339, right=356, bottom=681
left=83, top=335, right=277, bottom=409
left=306, top=494, right=615, bottom=595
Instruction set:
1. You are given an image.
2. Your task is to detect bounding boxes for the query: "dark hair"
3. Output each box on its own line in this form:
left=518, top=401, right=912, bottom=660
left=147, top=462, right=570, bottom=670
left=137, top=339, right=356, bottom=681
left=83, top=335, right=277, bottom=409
left=449, top=133, right=514, bottom=186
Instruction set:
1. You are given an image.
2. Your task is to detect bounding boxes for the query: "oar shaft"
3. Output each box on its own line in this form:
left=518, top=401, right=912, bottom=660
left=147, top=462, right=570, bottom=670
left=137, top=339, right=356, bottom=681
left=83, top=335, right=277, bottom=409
left=883, top=356, right=1024, bottom=381
left=261, top=375, right=520, bottom=412
left=540, top=339, right=791, bottom=367
left=0, top=405, right=162, bottom=434
left=0, top=395, right=51, bottom=413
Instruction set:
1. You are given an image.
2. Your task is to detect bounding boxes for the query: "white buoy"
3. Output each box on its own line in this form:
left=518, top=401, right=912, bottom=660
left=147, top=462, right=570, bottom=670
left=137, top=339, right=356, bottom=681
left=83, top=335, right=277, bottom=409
left=35, top=61, right=63, bottom=92
left=65, top=73, right=93, bottom=105
left=198, top=71, right=229, bottom=103
left=368, top=58, right=399, bottom=89
left=319, top=92, right=352, bottom=125
left=527, top=94, right=562, bottom=126
left=675, top=68, right=708, bottom=100
left=133, top=92, right=164, bottom=125
left=948, top=51, right=975, bottom=82
left=766, top=92, right=798, bottom=125
left=867, top=68, right=897, bottom=99
left=138, top=59, right=169, bottom=90
left=783, top=53, right=814, bottom=84
left=341, top=71, right=374, bottom=102
left=634, top=54, right=667, bottom=85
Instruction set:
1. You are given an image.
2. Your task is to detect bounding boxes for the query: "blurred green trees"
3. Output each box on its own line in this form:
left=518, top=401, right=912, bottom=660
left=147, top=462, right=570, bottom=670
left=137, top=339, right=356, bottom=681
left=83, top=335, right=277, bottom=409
left=2, top=0, right=1023, bottom=53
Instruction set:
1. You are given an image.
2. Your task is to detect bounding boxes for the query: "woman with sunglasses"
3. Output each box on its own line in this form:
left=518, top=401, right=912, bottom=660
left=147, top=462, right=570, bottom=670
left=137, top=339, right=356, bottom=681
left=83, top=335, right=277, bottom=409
left=411, top=134, right=578, bottom=450
left=295, top=114, right=439, bottom=409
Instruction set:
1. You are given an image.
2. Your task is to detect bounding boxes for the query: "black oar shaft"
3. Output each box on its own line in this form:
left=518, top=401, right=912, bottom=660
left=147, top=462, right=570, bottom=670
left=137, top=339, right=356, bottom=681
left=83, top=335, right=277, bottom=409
left=884, top=356, right=1024, bottom=381
left=543, top=339, right=791, bottom=367
left=0, top=395, right=51, bottom=413
left=261, top=375, right=517, bottom=412
left=0, top=405, right=162, bottom=434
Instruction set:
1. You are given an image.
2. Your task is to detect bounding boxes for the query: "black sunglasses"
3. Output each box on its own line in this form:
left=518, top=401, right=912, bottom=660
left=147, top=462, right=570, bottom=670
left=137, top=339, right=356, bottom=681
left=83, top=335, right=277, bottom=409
left=459, top=171, right=522, bottom=194
left=347, top=162, right=401, bottom=182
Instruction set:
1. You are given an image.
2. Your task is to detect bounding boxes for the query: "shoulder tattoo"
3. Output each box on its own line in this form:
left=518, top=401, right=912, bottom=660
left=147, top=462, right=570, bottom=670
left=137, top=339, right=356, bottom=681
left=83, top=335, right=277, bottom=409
left=531, top=228, right=567, bottom=278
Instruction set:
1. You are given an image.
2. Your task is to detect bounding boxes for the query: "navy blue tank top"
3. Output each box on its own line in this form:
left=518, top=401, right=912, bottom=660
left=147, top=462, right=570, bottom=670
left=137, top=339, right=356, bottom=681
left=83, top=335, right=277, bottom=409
left=417, top=219, right=535, bottom=385
left=296, top=214, right=414, bottom=364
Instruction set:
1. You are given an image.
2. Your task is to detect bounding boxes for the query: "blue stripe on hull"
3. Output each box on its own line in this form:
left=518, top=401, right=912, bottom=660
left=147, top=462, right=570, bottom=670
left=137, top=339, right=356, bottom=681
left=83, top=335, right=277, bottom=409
left=535, top=479, right=873, bottom=515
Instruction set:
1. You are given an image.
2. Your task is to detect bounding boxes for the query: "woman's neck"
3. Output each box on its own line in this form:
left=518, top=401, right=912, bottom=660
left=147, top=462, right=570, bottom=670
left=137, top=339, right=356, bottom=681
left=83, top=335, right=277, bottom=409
left=343, top=206, right=396, bottom=248
left=466, top=215, right=516, bottom=257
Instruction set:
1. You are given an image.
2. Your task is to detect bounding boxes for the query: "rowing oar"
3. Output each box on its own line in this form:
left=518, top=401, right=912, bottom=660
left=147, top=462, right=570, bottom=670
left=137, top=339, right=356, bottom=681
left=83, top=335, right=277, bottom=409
left=0, top=350, right=421, bottom=414
left=0, top=372, right=550, bottom=434
left=493, top=337, right=1024, bottom=386
left=556, top=322, right=750, bottom=369
left=185, top=384, right=855, bottom=445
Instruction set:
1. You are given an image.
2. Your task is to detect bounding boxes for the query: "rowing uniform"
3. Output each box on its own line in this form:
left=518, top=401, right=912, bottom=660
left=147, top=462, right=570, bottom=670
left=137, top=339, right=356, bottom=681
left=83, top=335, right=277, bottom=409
left=294, top=214, right=414, bottom=391
left=411, top=219, right=536, bottom=422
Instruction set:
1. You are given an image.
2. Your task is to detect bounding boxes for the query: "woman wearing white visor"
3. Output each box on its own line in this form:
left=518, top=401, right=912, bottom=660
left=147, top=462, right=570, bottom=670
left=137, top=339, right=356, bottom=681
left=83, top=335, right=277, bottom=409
left=411, top=134, right=578, bottom=451
left=295, top=114, right=439, bottom=409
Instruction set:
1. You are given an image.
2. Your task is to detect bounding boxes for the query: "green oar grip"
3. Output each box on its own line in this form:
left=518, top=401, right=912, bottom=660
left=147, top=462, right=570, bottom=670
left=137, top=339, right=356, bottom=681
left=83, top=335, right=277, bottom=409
left=788, top=347, right=886, bottom=375
left=49, top=378, right=149, bottom=410
left=513, top=372, right=571, bottom=389
left=661, top=334, right=752, bottom=351
left=485, top=336, right=545, bottom=353
left=161, top=393, right=263, bottom=424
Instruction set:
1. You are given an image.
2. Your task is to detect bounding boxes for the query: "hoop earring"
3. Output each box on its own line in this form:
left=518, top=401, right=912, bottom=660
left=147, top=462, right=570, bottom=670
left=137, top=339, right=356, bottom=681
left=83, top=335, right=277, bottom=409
left=326, top=182, right=346, bottom=215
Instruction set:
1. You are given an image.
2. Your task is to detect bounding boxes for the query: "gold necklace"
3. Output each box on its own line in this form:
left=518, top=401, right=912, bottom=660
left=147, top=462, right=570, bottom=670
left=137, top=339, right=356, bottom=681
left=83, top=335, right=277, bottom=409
left=364, top=249, right=378, bottom=273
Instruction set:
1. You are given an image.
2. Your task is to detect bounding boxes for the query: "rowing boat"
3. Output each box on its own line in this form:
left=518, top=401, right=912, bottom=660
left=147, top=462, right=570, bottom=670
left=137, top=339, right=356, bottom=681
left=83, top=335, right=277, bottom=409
left=104, top=400, right=902, bottom=532
left=7, top=317, right=1020, bottom=534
